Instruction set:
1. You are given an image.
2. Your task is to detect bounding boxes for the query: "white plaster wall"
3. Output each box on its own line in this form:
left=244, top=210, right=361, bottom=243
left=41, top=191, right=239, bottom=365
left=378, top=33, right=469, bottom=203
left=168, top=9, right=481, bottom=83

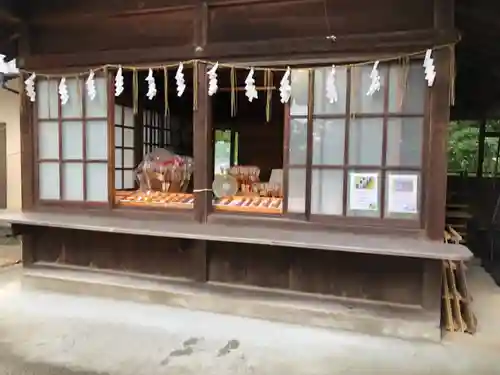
left=0, top=78, right=21, bottom=210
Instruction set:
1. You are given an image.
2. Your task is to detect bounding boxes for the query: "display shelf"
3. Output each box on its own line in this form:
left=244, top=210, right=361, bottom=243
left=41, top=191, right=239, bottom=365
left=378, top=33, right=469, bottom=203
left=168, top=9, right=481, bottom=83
left=213, top=196, right=283, bottom=214
left=116, top=191, right=194, bottom=209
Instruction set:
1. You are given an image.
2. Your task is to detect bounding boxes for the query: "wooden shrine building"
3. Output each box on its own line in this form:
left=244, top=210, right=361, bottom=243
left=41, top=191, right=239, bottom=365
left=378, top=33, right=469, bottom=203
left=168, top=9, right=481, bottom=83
left=0, top=0, right=485, bottom=341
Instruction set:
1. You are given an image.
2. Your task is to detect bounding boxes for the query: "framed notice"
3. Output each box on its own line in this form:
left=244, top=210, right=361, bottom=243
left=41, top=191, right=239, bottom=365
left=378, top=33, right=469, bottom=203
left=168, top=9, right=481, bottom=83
left=349, top=172, right=379, bottom=211
left=387, top=174, right=418, bottom=214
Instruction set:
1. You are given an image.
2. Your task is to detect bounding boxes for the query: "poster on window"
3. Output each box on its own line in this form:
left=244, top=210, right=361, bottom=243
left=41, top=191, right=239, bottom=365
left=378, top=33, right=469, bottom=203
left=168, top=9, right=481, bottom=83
left=387, top=174, right=418, bottom=214
left=349, top=172, right=379, bottom=211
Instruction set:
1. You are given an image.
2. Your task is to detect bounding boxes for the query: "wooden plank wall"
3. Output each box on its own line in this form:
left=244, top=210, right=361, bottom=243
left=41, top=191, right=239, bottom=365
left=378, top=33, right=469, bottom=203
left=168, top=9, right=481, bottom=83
left=21, top=0, right=439, bottom=69
left=21, top=226, right=426, bottom=307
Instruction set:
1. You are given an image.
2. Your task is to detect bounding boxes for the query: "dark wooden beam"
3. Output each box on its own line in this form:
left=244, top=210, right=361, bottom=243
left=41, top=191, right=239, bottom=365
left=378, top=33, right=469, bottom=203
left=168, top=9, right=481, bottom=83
left=424, top=0, right=453, bottom=240
left=193, top=62, right=213, bottom=223
left=193, top=1, right=209, bottom=51
left=28, top=0, right=193, bottom=20
left=23, top=28, right=459, bottom=71
left=20, top=73, right=35, bottom=210
left=28, top=0, right=304, bottom=23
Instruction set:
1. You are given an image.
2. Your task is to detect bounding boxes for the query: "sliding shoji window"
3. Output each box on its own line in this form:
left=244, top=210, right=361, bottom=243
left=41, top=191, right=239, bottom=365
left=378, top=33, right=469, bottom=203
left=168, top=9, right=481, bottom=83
left=286, top=62, right=426, bottom=222
left=36, top=76, right=109, bottom=203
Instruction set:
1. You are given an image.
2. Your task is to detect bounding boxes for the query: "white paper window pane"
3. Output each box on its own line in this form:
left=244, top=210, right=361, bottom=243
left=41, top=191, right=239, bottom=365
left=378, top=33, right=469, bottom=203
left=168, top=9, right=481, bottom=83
left=86, top=163, right=108, bottom=202
left=311, top=169, right=343, bottom=215
left=124, top=107, right=134, bottom=127
left=289, top=118, right=307, bottom=165
left=38, top=121, right=59, bottom=159
left=114, top=105, right=123, bottom=125
left=124, top=128, right=134, bottom=148
left=124, top=149, right=134, bottom=168
left=347, top=170, right=380, bottom=217
left=61, top=121, right=83, bottom=160
left=124, top=170, right=135, bottom=189
left=351, top=65, right=387, bottom=113
left=61, top=78, right=83, bottom=118
left=62, top=163, right=84, bottom=201
left=349, top=119, right=383, bottom=166
left=85, top=77, right=107, bottom=118
left=39, top=162, right=60, bottom=200
left=37, top=80, right=59, bottom=119
left=313, top=66, right=347, bottom=115
left=386, top=118, right=423, bottom=167
left=115, top=127, right=123, bottom=146
left=384, top=171, right=420, bottom=220
left=115, top=170, right=123, bottom=189
left=86, top=120, right=108, bottom=160
left=115, top=149, right=123, bottom=167
left=290, top=69, right=309, bottom=116
left=312, top=119, right=345, bottom=165
left=389, top=63, right=426, bottom=114
left=287, top=168, right=306, bottom=213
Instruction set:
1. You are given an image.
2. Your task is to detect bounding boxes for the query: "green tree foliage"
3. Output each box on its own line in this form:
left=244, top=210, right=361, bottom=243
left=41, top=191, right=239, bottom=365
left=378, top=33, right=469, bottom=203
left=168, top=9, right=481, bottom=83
left=448, top=120, right=500, bottom=176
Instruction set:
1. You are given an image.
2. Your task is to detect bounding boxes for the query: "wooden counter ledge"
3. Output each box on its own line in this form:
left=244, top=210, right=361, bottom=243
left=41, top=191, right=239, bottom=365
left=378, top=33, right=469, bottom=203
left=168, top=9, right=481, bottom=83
left=0, top=211, right=472, bottom=261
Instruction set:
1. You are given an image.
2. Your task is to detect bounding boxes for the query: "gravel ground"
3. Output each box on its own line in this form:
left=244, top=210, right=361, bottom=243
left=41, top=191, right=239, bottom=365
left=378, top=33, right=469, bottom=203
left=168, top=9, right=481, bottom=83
left=0, top=259, right=499, bottom=375
left=0, top=345, right=108, bottom=375
left=0, top=266, right=499, bottom=375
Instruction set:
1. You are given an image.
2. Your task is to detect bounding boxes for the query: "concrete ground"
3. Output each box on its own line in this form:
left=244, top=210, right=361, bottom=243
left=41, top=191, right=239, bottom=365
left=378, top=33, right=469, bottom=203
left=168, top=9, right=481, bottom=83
left=0, top=247, right=499, bottom=374
left=0, top=226, right=21, bottom=267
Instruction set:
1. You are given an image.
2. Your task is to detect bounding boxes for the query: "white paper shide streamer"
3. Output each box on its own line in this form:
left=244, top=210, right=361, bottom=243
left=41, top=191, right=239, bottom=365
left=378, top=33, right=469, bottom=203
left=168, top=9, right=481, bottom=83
left=279, top=67, right=292, bottom=104
left=115, top=66, right=124, bottom=97
left=366, top=61, right=381, bottom=96
left=24, top=73, right=36, bottom=102
left=326, top=65, right=338, bottom=103
left=245, top=68, right=258, bottom=102
left=86, top=70, right=96, bottom=101
left=145, top=68, right=157, bottom=100
left=423, top=49, right=436, bottom=87
left=58, top=77, right=69, bottom=105
left=207, top=62, right=219, bottom=96
left=175, top=63, right=186, bottom=97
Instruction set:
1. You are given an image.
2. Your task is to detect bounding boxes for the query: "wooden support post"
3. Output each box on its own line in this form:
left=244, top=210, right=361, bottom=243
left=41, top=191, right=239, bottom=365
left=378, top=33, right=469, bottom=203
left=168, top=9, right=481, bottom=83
left=425, top=0, right=454, bottom=240
left=107, top=72, right=116, bottom=207
left=20, top=74, right=35, bottom=210
left=19, top=23, right=35, bottom=210
left=193, top=62, right=212, bottom=223
left=192, top=61, right=211, bottom=280
left=426, top=47, right=452, bottom=240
